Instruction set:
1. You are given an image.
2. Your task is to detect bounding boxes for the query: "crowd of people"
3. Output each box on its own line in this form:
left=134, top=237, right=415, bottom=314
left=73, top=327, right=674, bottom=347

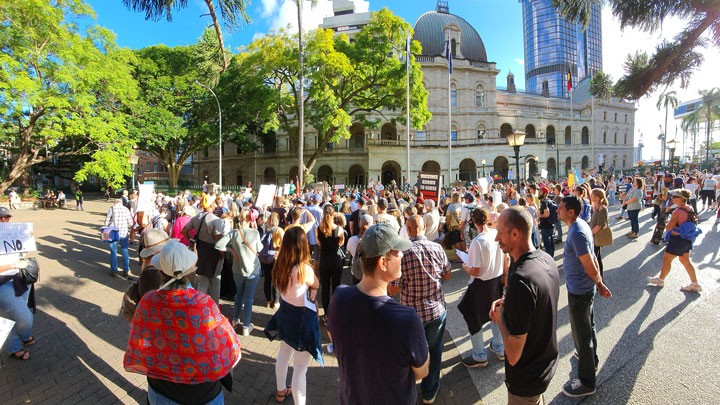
left=0, top=166, right=703, bottom=404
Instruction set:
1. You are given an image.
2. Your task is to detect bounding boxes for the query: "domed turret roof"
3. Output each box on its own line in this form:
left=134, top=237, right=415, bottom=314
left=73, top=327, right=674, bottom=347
left=413, top=11, right=488, bottom=62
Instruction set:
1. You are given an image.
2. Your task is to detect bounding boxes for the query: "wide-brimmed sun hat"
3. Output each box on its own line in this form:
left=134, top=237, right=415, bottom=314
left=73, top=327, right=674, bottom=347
left=151, top=241, right=197, bottom=279
left=139, top=229, right=179, bottom=258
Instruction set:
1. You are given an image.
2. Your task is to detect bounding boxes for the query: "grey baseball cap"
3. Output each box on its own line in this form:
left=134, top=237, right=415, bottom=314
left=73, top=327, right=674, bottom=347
left=0, top=207, right=10, bottom=217
left=361, top=223, right=411, bottom=258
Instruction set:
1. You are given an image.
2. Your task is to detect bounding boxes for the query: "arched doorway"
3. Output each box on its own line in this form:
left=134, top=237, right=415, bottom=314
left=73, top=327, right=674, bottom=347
left=459, top=158, right=477, bottom=182
left=547, top=125, right=556, bottom=144
left=348, top=165, right=365, bottom=185
left=500, top=123, right=513, bottom=138
left=381, top=123, right=397, bottom=140
left=493, top=156, right=509, bottom=179
left=565, top=126, right=572, bottom=145
left=288, top=166, right=298, bottom=182
left=381, top=160, right=401, bottom=185
left=565, top=157, right=572, bottom=175
left=350, top=122, right=365, bottom=149
left=317, top=165, right=333, bottom=183
left=525, top=124, right=536, bottom=138
left=263, top=167, right=276, bottom=184
left=525, top=156, right=538, bottom=179
left=421, top=160, right=441, bottom=173
left=581, top=156, right=589, bottom=169
left=547, top=158, right=557, bottom=179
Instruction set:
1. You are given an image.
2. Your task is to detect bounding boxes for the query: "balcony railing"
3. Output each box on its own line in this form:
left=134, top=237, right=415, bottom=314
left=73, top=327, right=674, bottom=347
left=367, top=137, right=550, bottom=147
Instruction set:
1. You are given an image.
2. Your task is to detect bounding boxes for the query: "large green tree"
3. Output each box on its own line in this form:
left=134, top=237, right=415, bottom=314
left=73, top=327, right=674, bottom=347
left=238, top=8, right=431, bottom=181
left=553, top=0, right=719, bottom=100
left=122, top=0, right=251, bottom=72
left=0, top=0, right=138, bottom=194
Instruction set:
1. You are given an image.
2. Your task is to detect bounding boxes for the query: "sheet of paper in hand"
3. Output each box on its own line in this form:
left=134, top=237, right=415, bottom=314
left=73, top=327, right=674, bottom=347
left=0, top=316, right=16, bottom=348
left=0, top=222, right=36, bottom=254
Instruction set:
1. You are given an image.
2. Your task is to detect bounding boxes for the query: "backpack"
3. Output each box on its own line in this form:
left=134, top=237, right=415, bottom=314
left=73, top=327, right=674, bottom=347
left=545, top=199, right=558, bottom=223
left=445, top=205, right=462, bottom=231
left=258, top=227, right=277, bottom=264
left=464, top=204, right=478, bottom=233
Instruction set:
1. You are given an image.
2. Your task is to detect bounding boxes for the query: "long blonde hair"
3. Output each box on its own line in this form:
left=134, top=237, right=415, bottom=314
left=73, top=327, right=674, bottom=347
left=319, top=204, right=336, bottom=237
left=273, top=226, right=310, bottom=292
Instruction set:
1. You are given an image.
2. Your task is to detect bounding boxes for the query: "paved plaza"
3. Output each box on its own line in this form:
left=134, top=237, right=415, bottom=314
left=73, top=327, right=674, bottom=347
left=0, top=197, right=719, bottom=404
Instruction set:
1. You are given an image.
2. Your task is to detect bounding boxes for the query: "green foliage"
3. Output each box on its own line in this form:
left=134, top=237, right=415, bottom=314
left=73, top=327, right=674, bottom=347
left=589, top=70, right=614, bottom=100
left=236, top=8, right=431, bottom=173
left=0, top=0, right=139, bottom=193
left=553, top=0, right=719, bottom=100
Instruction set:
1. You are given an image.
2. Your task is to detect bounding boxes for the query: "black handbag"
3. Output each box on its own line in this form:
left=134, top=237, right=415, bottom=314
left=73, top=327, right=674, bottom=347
left=20, top=258, right=39, bottom=284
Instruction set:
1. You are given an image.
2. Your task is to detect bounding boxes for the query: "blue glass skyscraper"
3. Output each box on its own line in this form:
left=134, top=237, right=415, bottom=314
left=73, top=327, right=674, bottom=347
left=520, top=0, right=602, bottom=98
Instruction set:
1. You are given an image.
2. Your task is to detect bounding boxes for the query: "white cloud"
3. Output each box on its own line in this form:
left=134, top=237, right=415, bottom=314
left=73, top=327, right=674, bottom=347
left=260, top=0, right=279, bottom=18
left=252, top=32, right=266, bottom=41
left=514, top=58, right=524, bottom=66
left=263, top=0, right=336, bottom=33
left=601, top=7, right=717, bottom=161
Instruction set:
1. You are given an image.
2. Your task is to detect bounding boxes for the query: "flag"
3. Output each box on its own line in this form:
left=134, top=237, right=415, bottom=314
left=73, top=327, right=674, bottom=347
left=566, top=69, right=572, bottom=91
left=445, top=38, right=453, bottom=74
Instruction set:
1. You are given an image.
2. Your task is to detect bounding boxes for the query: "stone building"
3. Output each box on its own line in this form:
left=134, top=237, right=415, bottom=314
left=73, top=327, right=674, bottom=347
left=193, top=3, right=635, bottom=187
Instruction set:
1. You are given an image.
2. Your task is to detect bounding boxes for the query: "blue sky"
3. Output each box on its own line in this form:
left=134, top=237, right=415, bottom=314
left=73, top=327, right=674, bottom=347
left=84, top=0, right=527, bottom=89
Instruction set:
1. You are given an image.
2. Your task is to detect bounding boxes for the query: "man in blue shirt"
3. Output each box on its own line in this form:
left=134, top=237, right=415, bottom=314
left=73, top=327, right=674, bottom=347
left=616, top=176, right=633, bottom=220
left=558, top=195, right=612, bottom=398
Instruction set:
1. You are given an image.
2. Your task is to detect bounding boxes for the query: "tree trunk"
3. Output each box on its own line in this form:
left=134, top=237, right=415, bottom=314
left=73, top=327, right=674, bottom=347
left=297, top=0, right=305, bottom=187
left=168, top=163, right=179, bottom=190
left=303, top=127, right=337, bottom=177
left=0, top=155, right=33, bottom=196
left=204, top=0, right=228, bottom=72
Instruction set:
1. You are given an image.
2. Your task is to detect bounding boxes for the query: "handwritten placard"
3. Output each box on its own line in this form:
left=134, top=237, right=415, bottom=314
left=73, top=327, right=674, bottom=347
left=0, top=222, right=36, bottom=254
left=256, top=185, right=277, bottom=209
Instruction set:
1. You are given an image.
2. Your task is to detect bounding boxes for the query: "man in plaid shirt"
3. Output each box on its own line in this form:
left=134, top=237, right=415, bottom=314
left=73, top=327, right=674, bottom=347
left=104, top=198, right=134, bottom=277
left=389, top=215, right=451, bottom=404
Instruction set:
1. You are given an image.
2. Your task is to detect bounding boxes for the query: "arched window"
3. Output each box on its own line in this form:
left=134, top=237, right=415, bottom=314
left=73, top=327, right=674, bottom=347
left=451, top=38, right=457, bottom=58
left=451, top=124, right=458, bottom=141
left=475, top=85, right=485, bottom=107
left=525, top=124, right=536, bottom=138
left=565, top=157, right=572, bottom=175
left=603, top=131, right=607, bottom=143
left=581, top=156, right=589, bottom=169
left=614, top=132, right=617, bottom=144
left=477, top=122, right=486, bottom=139
left=500, top=123, right=513, bottom=138
left=624, top=133, right=627, bottom=144
left=450, top=84, right=457, bottom=107
left=565, top=126, right=572, bottom=145
left=603, top=111, right=607, bottom=120
left=622, top=155, right=627, bottom=168
left=581, top=127, right=589, bottom=144
left=546, top=125, right=556, bottom=144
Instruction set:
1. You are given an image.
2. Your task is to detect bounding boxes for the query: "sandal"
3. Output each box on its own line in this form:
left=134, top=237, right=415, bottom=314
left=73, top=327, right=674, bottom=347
left=9, top=350, right=29, bottom=360
left=274, top=386, right=292, bottom=403
left=23, top=337, right=35, bottom=346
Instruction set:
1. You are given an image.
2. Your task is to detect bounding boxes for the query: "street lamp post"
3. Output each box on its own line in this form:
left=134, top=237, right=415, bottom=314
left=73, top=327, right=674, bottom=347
left=195, top=81, right=222, bottom=190
left=667, top=139, right=677, bottom=171
left=507, top=130, right=526, bottom=188
left=481, top=159, right=486, bottom=177
left=129, top=153, right=139, bottom=190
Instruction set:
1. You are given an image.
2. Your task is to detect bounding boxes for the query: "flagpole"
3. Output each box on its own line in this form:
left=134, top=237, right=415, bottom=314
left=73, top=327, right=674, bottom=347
left=406, top=34, right=411, bottom=187
left=570, top=72, right=574, bottom=175
left=447, top=37, right=452, bottom=187
left=591, top=95, right=594, bottom=171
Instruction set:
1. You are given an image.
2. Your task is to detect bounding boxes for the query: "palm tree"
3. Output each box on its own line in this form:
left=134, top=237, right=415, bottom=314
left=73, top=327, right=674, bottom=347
left=656, top=90, right=678, bottom=167
left=552, top=0, right=720, bottom=100
left=680, top=107, right=701, bottom=161
left=122, top=0, right=251, bottom=72
left=698, top=88, right=720, bottom=163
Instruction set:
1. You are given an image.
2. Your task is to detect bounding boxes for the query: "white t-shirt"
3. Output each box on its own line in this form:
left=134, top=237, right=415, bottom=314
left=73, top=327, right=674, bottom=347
left=346, top=235, right=361, bottom=257
left=702, top=178, right=716, bottom=191
left=280, top=264, right=315, bottom=307
left=685, top=183, right=699, bottom=198
left=466, top=229, right=504, bottom=282
left=424, top=210, right=440, bottom=241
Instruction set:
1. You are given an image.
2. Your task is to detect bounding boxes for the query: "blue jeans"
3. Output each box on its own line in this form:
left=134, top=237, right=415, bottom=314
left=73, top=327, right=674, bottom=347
left=148, top=385, right=223, bottom=405
left=540, top=228, right=555, bottom=257
left=568, top=289, right=598, bottom=388
left=233, top=271, right=260, bottom=326
left=421, top=311, right=446, bottom=399
left=628, top=209, right=640, bottom=234
left=0, top=281, right=33, bottom=354
left=470, top=321, right=504, bottom=362
left=608, top=191, right=616, bottom=206
left=109, top=236, right=129, bottom=274
left=553, top=220, right=562, bottom=241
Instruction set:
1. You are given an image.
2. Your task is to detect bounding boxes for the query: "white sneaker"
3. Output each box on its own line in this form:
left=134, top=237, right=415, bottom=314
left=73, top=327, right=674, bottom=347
left=680, top=283, right=702, bottom=293
left=647, top=277, right=664, bottom=287
left=242, top=323, right=255, bottom=336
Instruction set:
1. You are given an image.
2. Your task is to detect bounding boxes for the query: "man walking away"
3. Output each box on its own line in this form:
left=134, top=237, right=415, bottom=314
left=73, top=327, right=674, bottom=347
left=388, top=216, right=451, bottom=404
left=490, top=207, right=560, bottom=404
left=558, top=196, right=612, bottom=398
left=104, top=198, right=134, bottom=277
left=181, top=199, right=224, bottom=300
left=538, top=186, right=558, bottom=257
left=327, top=223, right=428, bottom=405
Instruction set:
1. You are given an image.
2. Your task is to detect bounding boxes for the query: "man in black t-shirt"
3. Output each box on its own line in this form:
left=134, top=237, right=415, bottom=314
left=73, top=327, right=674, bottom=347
left=490, top=207, right=560, bottom=404
left=348, top=197, right=368, bottom=236
left=537, top=186, right=557, bottom=257
left=328, top=223, right=429, bottom=405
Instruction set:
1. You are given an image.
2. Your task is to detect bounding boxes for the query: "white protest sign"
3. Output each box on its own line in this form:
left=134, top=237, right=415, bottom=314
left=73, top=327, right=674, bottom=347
left=0, top=316, right=16, bottom=349
left=375, top=184, right=385, bottom=191
left=508, top=169, right=515, bottom=180
left=334, top=184, right=345, bottom=190
left=598, top=154, right=604, bottom=164
left=255, top=185, right=277, bottom=209
left=541, top=169, right=548, bottom=179
left=492, top=191, right=503, bottom=206
left=478, top=178, right=489, bottom=195
left=136, top=183, right=155, bottom=213
left=283, top=184, right=292, bottom=195
left=0, top=222, right=36, bottom=254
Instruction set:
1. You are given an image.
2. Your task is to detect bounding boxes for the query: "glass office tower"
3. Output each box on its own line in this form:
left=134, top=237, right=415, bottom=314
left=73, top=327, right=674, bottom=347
left=520, top=0, right=602, bottom=98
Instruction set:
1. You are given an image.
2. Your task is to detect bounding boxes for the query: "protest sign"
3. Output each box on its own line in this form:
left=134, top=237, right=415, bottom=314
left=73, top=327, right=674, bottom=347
left=478, top=178, right=489, bottom=195
left=508, top=169, right=515, bottom=180
left=283, top=184, right=292, bottom=195
left=334, top=184, right=345, bottom=190
left=492, top=191, right=503, bottom=205
left=0, top=317, right=15, bottom=349
left=417, top=171, right=441, bottom=204
left=136, top=183, right=155, bottom=213
left=541, top=169, right=548, bottom=179
left=0, top=222, right=36, bottom=254
left=256, top=185, right=277, bottom=209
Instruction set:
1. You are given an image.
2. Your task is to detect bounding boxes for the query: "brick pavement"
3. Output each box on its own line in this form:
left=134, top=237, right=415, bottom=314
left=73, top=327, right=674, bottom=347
left=0, top=198, right=483, bottom=405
